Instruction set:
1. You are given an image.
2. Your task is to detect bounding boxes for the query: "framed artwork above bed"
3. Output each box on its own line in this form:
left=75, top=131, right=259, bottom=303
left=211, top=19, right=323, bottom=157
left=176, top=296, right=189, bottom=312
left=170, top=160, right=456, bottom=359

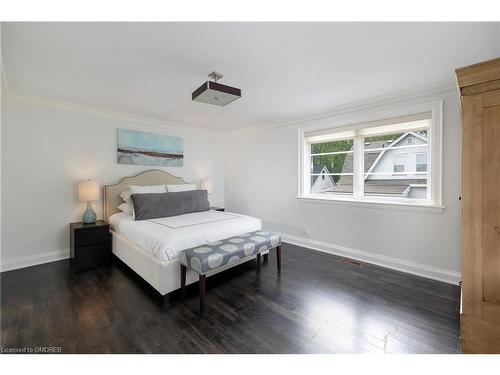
left=117, top=128, right=184, bottom=167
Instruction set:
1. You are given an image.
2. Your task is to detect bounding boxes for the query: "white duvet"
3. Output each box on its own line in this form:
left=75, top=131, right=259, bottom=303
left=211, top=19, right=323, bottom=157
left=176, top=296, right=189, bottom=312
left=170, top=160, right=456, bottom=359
left=109, top=210, right=262, bottom=262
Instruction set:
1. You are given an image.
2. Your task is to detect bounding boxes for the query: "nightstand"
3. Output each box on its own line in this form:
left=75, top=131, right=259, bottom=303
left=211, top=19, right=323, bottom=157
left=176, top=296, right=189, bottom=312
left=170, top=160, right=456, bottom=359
left=70, top=221, right=111, bottom=271
left=210, top=206, right=225, bottom=212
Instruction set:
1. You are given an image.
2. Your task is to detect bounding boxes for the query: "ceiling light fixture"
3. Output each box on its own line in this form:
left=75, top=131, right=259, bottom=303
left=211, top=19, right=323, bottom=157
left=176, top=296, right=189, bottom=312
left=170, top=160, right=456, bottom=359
left=192, top=72, right=241, bottom=106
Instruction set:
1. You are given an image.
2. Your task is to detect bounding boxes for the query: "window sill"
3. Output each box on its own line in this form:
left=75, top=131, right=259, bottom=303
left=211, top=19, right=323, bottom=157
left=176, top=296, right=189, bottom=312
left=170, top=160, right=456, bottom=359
left=295, top=195, right=445, bottom=213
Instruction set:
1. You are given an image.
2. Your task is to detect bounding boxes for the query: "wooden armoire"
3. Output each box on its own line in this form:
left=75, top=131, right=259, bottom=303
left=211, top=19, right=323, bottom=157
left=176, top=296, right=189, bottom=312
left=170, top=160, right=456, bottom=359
left=456, top=57, right=500, bottom=353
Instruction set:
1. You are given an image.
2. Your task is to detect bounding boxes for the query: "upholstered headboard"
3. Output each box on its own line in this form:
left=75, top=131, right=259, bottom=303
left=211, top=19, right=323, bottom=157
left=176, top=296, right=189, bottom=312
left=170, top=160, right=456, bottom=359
left=103, top=169, right=188, bottom=221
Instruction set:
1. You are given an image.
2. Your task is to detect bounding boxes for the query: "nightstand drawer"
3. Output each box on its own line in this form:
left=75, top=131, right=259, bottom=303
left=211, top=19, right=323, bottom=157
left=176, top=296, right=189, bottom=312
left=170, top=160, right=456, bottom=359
left=74, top=243, right=110, bottom=270
left=75, top=228, right=110, bottom=247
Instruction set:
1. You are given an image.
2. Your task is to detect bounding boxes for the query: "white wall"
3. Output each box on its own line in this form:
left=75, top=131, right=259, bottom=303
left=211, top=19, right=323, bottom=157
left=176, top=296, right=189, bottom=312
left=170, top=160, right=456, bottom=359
left=224, top=87, right=461, bottom=284
left=1, top=85, right=463, bottom=283
left=1, top=93, right=225, bottom=270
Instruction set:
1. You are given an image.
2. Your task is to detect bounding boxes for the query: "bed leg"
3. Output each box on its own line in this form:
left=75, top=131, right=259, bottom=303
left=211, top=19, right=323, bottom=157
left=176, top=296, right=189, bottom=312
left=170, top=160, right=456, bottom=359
left=257, top=253, right=261, bottom=264
left=276, top=245, right=282, bottom=273
left=180, top=264, right=187, bottom=300
left=199, top=274, right=206, bottom=314
left=263, top=253, right=269, bottom=263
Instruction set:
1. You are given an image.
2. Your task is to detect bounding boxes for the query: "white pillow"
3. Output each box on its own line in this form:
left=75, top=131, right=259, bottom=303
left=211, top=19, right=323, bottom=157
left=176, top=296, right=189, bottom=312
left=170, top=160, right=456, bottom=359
left=166, top=184, right=197, bottom=192
left=118, top=202, right=134, bottom=216
left=120, top=190, right=133, bottom=204
left=128, top=184, right=166, bottom=194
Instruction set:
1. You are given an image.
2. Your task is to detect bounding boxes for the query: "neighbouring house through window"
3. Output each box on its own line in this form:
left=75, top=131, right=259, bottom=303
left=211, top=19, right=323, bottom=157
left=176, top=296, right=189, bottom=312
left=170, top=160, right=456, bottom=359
left=302, top=112, right=438, bottom=205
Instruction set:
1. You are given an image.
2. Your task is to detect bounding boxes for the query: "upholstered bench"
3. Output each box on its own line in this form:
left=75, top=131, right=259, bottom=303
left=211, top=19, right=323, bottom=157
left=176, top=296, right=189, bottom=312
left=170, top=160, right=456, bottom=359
left=179, top=230, right=282, bottom=313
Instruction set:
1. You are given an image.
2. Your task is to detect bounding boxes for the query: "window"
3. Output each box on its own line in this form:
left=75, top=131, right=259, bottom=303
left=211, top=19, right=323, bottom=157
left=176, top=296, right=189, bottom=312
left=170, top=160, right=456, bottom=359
left=393, top=154, right=407, bottom=173
left=310, top=139, right=353, bottom=195
left=301, top=111, right=441, bottom=207
left=416, top=153, right=427, bottom=172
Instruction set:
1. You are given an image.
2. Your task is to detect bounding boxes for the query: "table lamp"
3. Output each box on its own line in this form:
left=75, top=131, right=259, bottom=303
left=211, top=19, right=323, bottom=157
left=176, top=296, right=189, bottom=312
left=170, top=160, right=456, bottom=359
left=78, top=179, right=99, bottom=224
left=200, top=179, right=213, bottom=194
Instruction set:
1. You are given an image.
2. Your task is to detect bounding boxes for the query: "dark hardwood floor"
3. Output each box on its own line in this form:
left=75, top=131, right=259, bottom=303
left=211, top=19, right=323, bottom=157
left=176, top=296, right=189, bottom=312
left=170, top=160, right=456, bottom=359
left=0, top=243, right=461, bottom=353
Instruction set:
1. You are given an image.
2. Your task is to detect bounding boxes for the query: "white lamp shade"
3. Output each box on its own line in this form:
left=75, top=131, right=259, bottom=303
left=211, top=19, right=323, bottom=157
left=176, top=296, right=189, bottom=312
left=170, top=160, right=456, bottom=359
left=200, top=179, right=213, bottom=194
left=78, top=180, right=100, bottom=202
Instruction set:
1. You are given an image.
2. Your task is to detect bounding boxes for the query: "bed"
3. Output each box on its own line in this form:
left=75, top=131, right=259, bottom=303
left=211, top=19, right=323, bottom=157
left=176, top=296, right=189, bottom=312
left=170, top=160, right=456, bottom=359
left=104, top=169, right=262, bottom=301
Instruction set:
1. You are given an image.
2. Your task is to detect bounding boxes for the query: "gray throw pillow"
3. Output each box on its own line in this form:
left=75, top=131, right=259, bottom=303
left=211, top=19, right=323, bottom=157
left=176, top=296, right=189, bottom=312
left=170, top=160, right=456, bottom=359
left=131, top=190, right=210, bottom=220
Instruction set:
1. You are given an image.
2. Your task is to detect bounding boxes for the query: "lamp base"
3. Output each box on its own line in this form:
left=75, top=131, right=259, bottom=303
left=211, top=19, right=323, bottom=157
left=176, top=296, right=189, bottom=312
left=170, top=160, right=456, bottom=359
left=82, top=201, right=97, bottom=224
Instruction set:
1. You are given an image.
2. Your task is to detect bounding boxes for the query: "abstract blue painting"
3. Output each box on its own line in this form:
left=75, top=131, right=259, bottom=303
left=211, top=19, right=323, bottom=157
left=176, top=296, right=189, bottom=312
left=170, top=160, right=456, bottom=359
left=117, top=128, right=183, bottom=167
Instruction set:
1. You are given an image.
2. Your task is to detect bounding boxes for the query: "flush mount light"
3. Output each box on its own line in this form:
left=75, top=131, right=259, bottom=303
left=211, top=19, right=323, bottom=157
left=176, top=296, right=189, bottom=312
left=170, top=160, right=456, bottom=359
left=192, top=72, right=241, bottom=106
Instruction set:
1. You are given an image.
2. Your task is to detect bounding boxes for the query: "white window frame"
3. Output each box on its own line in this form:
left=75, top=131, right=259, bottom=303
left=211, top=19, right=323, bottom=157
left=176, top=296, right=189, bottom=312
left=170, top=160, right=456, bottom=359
left=297, top=100, right=443, bottom=210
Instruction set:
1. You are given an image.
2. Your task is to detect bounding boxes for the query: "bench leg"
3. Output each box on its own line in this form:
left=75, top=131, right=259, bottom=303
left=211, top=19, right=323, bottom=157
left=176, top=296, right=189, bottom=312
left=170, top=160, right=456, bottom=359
left=180, top=264, right=187, bottom=300
left=276, top=245, right=282, bottom=273
left=263, top=253, right=269, bottom=263
left=199, top=274, right=206, bottom=314
left=160, top=293, right=171, bottom=310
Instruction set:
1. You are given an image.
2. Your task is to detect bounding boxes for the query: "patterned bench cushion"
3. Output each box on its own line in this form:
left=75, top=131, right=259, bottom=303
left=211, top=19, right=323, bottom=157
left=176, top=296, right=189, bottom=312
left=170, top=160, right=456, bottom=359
left=180, top=230, right=281, bottom=274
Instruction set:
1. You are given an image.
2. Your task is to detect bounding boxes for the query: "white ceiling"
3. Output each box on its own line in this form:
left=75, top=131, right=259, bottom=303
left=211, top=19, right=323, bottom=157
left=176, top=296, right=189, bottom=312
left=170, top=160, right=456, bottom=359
left=2, top=22, right=500, bottom=132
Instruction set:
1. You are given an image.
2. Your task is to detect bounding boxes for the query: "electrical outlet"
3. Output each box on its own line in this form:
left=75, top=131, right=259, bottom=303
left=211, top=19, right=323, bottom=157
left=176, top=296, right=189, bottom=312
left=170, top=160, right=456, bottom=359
left=302, top=225, right=309, bottom=234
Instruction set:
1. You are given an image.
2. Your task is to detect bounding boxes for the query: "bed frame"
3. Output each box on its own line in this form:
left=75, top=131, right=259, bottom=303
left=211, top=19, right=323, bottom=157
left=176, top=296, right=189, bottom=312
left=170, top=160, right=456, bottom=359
left=103, top=169, right=261, bottom=306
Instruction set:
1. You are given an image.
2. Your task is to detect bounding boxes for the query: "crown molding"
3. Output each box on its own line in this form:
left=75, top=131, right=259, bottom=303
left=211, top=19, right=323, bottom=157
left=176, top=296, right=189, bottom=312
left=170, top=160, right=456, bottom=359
left=3, top=80, right=458, bottom=137
left=3, top=89, right=222, bottom=137
left=223, top=80, right=458, bottom=136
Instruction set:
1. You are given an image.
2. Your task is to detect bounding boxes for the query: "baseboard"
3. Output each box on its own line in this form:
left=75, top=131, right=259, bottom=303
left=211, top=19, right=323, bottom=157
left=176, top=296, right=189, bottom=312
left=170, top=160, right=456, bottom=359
left=279, top=233, right=461, bottom=285
left=0, top=248, right=70, bottom=272
left=0, top=235, right=461, bottom=284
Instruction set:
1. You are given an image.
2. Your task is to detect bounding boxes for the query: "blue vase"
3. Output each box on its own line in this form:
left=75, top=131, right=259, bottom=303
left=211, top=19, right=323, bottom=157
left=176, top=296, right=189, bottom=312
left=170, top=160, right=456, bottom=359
left=82, top=201, right=97, bottom=224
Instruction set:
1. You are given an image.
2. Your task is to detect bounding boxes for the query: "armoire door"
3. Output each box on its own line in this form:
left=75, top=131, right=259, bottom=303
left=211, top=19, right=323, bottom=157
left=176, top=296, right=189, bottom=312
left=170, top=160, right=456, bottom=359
left=458, top=58, right=500, bottom=353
